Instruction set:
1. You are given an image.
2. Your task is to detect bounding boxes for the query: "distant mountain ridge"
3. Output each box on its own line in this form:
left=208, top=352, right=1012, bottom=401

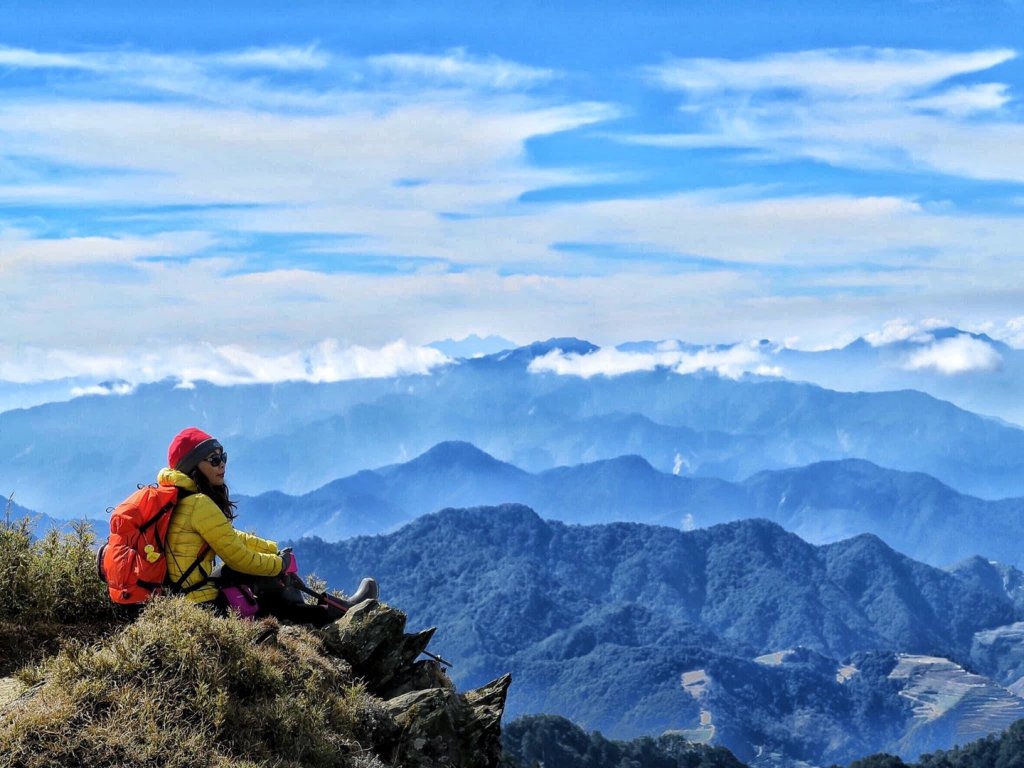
left=614, top=326, right=1024, bottom=425
left=5, top=336, right=1024, bottom=517
left=234, top=441, right=1024, bottom=569
left=427, top=334, right=516, bottom=358
left=773, top=325, right=1024, bottom=426
left=18, top=434, right=1024, bottom=570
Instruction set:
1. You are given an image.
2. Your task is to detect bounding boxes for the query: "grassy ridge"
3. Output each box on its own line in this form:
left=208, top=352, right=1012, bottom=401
left=0, top=516, right=390, bottom=766
left=1, top=599, right=390, bottom=768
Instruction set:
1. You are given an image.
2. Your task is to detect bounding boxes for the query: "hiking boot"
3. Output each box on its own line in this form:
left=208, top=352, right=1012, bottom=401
left=315, top=578, right=380, bottom=620
left=345, top=577, right=379, bottom=607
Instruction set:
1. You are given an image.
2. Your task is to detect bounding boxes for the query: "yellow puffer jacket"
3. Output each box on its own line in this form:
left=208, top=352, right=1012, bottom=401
left=158, top=468, right=283, bottom=604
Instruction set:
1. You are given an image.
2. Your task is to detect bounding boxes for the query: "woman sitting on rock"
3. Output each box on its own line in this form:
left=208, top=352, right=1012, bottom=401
left=161, top=426, right=377, bottom=626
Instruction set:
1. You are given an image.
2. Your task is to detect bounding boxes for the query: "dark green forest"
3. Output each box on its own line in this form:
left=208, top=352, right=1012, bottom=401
left=505, top=715, right=1024, bottom=768
left=500, top=714, right=746, bottom=768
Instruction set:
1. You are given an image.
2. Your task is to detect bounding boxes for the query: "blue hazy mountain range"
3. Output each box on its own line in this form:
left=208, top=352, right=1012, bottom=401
left=771, top=327, right=1024, bottom=427
left=1, top=495, right=52, bottom=528
left=4, top=338, right=1024, bottom=518
left=620, top=326, right=1024, bottom=426
left=231, top=441, right=1024, bottom=569
left=296, top=505, right=1024, bottom=765
left=426, top=334, right=516, bottom=358
left=0, top=376, right=113, bottom=414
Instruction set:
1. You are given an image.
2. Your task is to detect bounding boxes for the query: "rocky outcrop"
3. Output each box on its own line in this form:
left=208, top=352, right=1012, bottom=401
left=385, top=675, right=511, bottom=768
left=319, top=600, right=512, bottom=768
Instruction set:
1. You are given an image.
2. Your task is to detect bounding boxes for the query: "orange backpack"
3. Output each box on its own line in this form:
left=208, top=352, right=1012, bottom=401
left=97, top=485, right=208, bottom=604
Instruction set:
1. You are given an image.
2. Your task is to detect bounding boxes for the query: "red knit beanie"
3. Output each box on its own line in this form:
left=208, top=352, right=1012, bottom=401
left=168, top=427, right=222, bottom=474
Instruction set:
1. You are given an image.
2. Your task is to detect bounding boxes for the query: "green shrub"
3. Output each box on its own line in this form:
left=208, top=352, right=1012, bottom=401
left=0, top=516, right=113, bottom=625
left=0, top=515, right=119, bottom=675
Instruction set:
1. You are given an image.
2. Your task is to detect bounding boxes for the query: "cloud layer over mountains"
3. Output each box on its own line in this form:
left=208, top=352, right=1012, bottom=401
left=5, top=327, right=1024, bottom=425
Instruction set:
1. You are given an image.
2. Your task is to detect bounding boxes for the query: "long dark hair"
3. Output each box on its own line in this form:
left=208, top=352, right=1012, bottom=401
left=188, top=468, right=237, bottom=520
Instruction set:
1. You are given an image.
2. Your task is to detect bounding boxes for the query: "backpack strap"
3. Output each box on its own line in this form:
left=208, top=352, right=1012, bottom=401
left=164, top=487, right=213, bottom=595
left=138, top=498, right=176, bottom=534
left=169, top=543, right=211, bottom=594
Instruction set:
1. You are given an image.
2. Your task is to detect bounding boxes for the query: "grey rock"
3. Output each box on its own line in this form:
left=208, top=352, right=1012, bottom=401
left=385, top=674, right=512, bottom=768
left=319, top=600, right=512, bottom=768
left=319, top=600, right=438, bottom=697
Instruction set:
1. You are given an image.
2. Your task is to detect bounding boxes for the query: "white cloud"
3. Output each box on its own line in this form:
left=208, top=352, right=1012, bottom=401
left=1002, top=317, right=1024, bottom=348
left=69, top=382, right=137, bottom=398
left=637, top=47, right=1024, bottom=184
left=6, top=179, right=1024, bottom=357
left=0, top=229, right=216, bottom=273
left=673, top=453, right=689, bottom=475
left=0, top=340, right=450, bottom=387
left=175, top=340, right=451, bottom=386
left=979, top=317, right=1024, bottom=349
left=4, top=45, right=1024, bottom=361
left=903, top=335, right=1003, bottom=375
left=864, top=318, right=949, bottom=346
left=647, top=48, right=1014, bottom=98
left=0, top=47, right=94, bottom=70
left=0, top=99, right=611, bottom=209
left=528, top=346, right=675, bottom=377
left=0, top=44, right=331, bottom=75
left=212, top=46, right=331, bottom=71
left=911, top=83, right=1012, bottom=117
left=367, top=48, right=556, bottom=89
left=528, top=342, right=782, bottom=379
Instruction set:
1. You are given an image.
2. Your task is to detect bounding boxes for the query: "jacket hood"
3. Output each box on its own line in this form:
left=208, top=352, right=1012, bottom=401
left=157, top=467, right=199, bottom=492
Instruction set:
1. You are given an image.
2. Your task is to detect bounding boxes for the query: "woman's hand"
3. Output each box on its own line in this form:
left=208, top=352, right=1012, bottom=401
left=279, top=550, right=298, bottom=577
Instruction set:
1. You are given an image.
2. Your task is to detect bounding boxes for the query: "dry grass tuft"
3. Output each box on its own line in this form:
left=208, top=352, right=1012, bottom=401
left=1, top=599, right=392, bottom=768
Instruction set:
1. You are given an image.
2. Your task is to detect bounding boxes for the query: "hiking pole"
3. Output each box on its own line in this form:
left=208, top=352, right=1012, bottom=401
left=421, top=649, right=454, bottom=669
left=289, top=578, right=351, bottom=613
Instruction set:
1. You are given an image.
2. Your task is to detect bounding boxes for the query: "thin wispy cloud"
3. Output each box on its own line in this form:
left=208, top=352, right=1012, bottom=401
left=0, top=44, right=331, bottom=73
left=0, top=45, right=613, bottom=217
left=646, top=48, right=1014, bottom=98
left=367, top=48, right=557, bottom=89
left=0, top=229, right=216, bottom=272
left=213, top=46, right=331, bottom=71
left=636, top=47, right=1024, bottom=183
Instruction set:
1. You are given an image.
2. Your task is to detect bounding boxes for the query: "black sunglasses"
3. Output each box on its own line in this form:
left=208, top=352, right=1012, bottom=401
left=204, top=452, right=228, bottom=467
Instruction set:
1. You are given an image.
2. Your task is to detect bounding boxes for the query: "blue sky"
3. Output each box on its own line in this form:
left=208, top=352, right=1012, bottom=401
left=4, top=0, right=1024, bottom=383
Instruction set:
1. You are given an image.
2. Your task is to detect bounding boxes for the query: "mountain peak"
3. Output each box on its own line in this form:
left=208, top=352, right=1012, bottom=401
left=570, top=454, right=660, bottom=477
left=841, top=337, right=873, bottom=351
left=412, top=440, right=503, bottom=467
left=526, top=337, right=598, bottom=356
left=395, top=442, right=527, bottom=480
left=475, top=337, right=598, bottom=366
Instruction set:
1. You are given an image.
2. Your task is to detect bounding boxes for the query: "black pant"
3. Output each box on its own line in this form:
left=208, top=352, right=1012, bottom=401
left=252, top=588, right=337, bottom=628
left=213, top=567, right=338, bottom=628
